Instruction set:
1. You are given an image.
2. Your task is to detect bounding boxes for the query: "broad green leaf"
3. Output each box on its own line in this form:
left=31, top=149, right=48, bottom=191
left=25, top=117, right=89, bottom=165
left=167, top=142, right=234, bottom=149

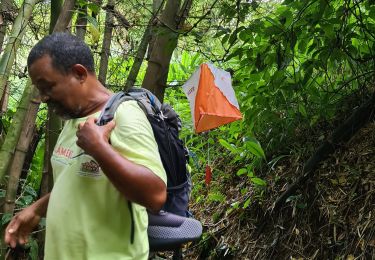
left=219, top=139, right=238, bottom=154
left=251, top=177, right=267, bottom=186
left=243, top=198, right=251, bottom=209
left=245, top=138, right=265, bottom=158
left=236, top=168, right=247, bottom=176
left=1, top=213, right=12, bottom=225
left=86, top=15, right=98, bottom=28
left=87, top=3, right=100, bottom=14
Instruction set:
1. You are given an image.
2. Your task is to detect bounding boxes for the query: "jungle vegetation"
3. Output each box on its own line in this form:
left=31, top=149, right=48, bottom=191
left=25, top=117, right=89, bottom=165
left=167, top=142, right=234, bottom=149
left=0, top=0, right=374, bottom=259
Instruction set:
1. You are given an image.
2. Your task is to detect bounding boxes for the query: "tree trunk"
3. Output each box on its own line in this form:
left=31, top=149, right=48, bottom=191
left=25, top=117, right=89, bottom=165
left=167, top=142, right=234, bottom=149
left=52, top=0, right=76, bottom=33
left=20, top=126, right=42, bottom=181
left=141, top=0, right=192, bottom=101
left=0, top=80, right=35, bottom=181
left=0, top=83, right=8, bottom=146
left=98, top=0, right=115, bottom=85
left=3, top=87, right=40, bottom=214
left=0, top=0, right=14, bottom=52
left=146, top=0, right=164, bottom=62
left=0, top=0, right=39, bottom=103
left=124, top=0, right=165, bottom=90
left=49, top=0, right=63, bottom=34
left=75, top=2, right=87, bottom=39
left=0, top=83, right=8, bottom=114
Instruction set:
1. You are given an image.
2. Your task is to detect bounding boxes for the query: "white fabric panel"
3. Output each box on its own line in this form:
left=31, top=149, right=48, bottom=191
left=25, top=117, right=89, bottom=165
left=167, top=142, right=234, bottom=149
left=182, top=65, right=201, bottom=123
left=207, top=63, right=240, bottom=109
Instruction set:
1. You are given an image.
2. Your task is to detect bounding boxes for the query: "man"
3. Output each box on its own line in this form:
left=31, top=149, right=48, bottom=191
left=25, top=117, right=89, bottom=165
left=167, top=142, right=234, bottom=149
left=4, top=32, right=167, bottom=259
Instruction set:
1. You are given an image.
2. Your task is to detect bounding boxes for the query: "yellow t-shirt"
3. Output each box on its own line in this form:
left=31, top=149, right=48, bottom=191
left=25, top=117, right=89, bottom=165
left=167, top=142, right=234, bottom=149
left=44, top=100, right=166, bottom=260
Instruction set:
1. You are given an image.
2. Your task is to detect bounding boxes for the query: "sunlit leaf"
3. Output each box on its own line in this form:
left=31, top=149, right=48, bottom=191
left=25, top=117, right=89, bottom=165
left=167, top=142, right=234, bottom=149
left=251, top=177, right=267, bottom=186
left=219, top=139, right=238, bottom=154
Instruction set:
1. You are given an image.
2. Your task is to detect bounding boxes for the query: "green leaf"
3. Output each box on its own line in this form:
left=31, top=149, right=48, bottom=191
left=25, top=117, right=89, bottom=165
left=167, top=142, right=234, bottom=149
left=231, top=201, right=240, bottom=209
left=39, top=217, right=46, bottom=228
left=23, top=195, right=34, bottom=205
left=219, top=139, right=238, bottom=154
left=229, top=31, right=238, bottom=45
left=282, top=10, right=293, bottom=28
left=243, top=198, right=251, bottom=209
left=268, top=155, right=289, bottom=170
left=238, top=29, right=251, bottom=42
left=208, top=192, right=226, bottom=203
left=245, top=138, right=265, bottom=158
left=251, top=177, right=267, bottom=186
left=86, top=16, right=98, bottom=28
left=87, top=3, right=100, bottom=14
left=236, top=168, right=247, bottom=176
left=298, top=104, right=307, bottom=117
left=29, top=238, right=39, bottom=260
left=222, top=34, right=230, bottom=45
left=286, top=195, right=301, bottom=203
left=25, top=185, right=38, bottom=198
left=1, top=213, right=12, bottom=225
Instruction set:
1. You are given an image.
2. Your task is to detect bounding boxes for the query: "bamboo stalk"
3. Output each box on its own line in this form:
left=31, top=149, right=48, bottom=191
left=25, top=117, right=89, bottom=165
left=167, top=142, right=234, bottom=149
left=141, top=0, right=193, bottom=101
left=0, top=0, right=39, bottom=99
left=124, top=0, right=165, bottom=90
left=0, top=80, right=35, bottom=181
left=75, top=1, right=87, bottom=40
left=98, top=0, right=115, bottom=85
left=3, top=87, right=40, bottom=213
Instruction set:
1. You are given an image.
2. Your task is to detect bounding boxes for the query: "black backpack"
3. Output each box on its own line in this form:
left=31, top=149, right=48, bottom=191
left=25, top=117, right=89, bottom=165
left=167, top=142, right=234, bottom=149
left=97, top=87, right=191, bottom=214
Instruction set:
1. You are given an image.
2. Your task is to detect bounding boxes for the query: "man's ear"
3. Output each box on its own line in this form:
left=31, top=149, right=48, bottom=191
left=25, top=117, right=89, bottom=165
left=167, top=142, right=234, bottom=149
left=71, top=64, right=88, bottom=83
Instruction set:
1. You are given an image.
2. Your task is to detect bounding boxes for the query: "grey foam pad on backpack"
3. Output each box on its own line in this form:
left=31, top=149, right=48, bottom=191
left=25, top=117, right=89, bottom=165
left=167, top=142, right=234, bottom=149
left=148, top=211, right=202, bottom=251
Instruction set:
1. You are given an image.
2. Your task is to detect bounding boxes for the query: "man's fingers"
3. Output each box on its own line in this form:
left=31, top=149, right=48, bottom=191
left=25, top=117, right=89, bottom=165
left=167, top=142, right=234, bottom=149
left=5, top=226, right=18, bottom=248
left=6, top=218, right=20, bottom=236
left=10, top=239, right=17, bottom=248
left=19, top=236, right=28, bottom=245
left=105, top=120, right=116, bottom=131
left=86, top=117, right=97, bottom=124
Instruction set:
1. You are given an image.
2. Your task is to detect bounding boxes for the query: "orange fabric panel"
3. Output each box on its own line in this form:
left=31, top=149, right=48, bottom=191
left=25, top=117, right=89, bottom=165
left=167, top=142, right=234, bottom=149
left=194, top=64, right=242, bottom=133
left=196, top=114, right=242, bottom=133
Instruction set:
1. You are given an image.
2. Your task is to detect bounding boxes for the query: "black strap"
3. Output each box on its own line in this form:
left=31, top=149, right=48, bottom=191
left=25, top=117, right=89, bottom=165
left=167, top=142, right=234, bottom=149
left=128, top=201, right=135, bottom=244
left=97, top=92, right=133, bottom=126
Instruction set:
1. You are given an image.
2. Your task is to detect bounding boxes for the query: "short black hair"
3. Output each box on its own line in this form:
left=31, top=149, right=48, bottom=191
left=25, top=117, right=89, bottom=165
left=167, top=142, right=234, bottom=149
left=27, top=32, right=95, bottom=74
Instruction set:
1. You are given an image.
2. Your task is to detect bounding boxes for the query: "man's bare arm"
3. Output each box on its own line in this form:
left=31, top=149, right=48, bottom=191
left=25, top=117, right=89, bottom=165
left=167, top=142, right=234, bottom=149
left=5, top=193, right=50, bottom=248
left=76, top=117, right=166, bottom=212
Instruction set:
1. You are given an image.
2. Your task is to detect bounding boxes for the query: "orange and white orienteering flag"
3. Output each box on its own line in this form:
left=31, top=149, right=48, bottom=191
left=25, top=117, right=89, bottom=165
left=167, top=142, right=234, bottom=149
left=182, top=63, right=242, bottom=133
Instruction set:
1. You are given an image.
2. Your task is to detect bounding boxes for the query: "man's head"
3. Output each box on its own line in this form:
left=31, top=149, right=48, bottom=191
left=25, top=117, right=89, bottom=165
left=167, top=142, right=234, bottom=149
left=27, top=32, right=95, bottom=74
left=28, top=33, right=98, bottom=119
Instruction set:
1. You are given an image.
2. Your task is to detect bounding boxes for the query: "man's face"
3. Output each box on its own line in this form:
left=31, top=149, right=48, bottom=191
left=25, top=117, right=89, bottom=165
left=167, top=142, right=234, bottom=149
left=29, top=55, right=83, bottom=119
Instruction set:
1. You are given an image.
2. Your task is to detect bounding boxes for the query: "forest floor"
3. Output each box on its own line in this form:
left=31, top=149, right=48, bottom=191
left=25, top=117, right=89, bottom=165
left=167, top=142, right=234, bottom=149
left=180, top=120, right=375, bottom=259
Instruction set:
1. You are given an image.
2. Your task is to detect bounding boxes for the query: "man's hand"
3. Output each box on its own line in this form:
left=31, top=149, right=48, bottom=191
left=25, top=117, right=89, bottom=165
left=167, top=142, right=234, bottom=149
left=4, top=206, right=42, bottom=248
left=76, top=117, right=116, bottom=156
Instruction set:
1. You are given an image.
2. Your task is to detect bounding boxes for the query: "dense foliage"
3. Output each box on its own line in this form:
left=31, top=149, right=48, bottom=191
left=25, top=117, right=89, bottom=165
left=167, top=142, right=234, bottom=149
left=0, top=0, right=374, bottom=258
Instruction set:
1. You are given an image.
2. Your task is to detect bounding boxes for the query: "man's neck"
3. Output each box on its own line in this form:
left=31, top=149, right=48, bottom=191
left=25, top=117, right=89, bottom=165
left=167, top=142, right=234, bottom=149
left=79, top=79, right=112, bottom=117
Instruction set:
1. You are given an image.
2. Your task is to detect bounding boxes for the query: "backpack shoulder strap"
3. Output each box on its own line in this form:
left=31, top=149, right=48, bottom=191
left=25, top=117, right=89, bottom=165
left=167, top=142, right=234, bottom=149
left=97, top=88, right=163, bottom=127
left=126, top=87, right=162, bottom=116
left=97, top=92, right=133, bottom=126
